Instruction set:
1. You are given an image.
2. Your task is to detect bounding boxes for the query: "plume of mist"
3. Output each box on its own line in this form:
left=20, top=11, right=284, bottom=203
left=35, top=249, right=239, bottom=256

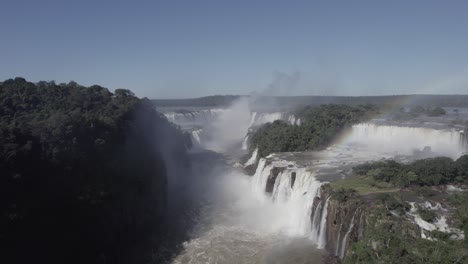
left=262, top=71, right=301, bottom=96
left=204, top=97, right=252, bottom=152
left=204, top=71, right=302, bottom=152
left=248, top=71, right=302, bottom=112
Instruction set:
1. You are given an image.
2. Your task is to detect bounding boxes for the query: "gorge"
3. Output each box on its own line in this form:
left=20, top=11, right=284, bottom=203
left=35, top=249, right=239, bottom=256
left=158, top=98, right=468, bottom=263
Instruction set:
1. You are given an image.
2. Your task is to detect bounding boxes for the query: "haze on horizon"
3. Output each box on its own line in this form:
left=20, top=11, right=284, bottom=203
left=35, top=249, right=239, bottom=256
left=1, top=0, right=468, bottom=98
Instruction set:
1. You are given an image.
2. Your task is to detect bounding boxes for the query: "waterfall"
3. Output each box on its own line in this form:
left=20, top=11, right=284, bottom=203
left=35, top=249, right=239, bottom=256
left=241, top=135, right=249, bottom=150
left=164, top=109, right=226, bottom=126
left=335, top=222, right=344, bottom=256
left=459, top=129, right=467, bottom=149
left=287, top=115, right=301, bottom=125
left=244, top=148, right=258, bottom=167
left=345, top=123, right=467, bottom=158
left=317, top=197, right=331, bottom=249
left=311, top=200, right=323, bottom=240
left=339, top=210, right=358, bottom=259
left=191, top=129, right=203, bottom=146
left=250, top=112, right=301, bottom=126
left=250, top=112, right=284, bottom=127
left=252, top=157, right=325, bottom=239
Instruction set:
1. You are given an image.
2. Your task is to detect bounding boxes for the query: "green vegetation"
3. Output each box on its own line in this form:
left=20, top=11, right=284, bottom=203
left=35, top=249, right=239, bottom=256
left=378, top=193, right=411, bottom=215
left=338, top=156, right=468, bottom=263
left=0, top=78, right=188, bottom=263
left=353, top=156, right=468, bottom=188
left=426, top=106, right=447, bottom=117
left=249, top=104, right=379, bottom=157
left=342, top=192, right=468, bottom=264
left=330, top=176, right=398, bottom=195
left=417, top=206, right=437, bottom=223
left=325, top=183, right=468, bottom=263
left=448, top=192, right=468, bottom=245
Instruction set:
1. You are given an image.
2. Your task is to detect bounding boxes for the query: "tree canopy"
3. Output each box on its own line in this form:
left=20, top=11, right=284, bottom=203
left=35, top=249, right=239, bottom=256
left=353, top=156, right=468, bottom=188
left=0, top=77, right=188, bottom=264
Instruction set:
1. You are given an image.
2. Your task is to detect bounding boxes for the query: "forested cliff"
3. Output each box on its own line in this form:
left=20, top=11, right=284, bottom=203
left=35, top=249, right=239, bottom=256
left=0, top=78, right=188, bottom=264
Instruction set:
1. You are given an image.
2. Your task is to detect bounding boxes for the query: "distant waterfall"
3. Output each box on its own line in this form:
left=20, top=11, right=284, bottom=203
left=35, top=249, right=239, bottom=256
left=345, top=123, right=467, bottom=158
left=165, top=109, right=226, bottom=126
left=250, top=112, right=301, bottom=127
left=252, top=157, right=327, bottom=246
left=190, top=129, right=203, bottom=146
left=250, top=112, right=284, bottom=127
left=166, top=110, right=299, bottom=150
left=241, top=135, right=249, bottom=150
left=460, top=129, right=468, bottom=150
left=287, top=115, right=301, bottom=126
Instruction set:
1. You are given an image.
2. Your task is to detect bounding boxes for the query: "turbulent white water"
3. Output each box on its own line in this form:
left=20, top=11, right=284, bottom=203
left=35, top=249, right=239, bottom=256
left=172, top=163, right=325, bottom=264
left=253, top=159, right=322, bottom=236
left=408, top=202, right=465, bottom=240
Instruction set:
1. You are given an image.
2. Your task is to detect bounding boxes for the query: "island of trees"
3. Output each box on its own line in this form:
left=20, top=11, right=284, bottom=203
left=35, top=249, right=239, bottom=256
left=249, top=104, right=379, bottom=157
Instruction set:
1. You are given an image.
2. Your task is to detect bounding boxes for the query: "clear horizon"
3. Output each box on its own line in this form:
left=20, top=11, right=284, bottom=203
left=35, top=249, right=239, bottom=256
left=1, top=0, right=468, bottom=98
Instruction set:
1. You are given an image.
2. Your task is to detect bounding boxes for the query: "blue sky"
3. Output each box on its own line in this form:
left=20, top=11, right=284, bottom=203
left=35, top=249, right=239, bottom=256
left=1, top=0, right=468, bottom=98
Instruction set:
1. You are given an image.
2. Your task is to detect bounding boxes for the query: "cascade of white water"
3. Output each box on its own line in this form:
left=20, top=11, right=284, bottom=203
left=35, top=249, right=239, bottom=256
left=252, top=158, right=326, bottom=240
left=251, top=112, right=284, bottom=126
left=346, top=124, right=466, bottom=158
left=252, top=159, right=272, bottom=201
left=191, top=129, right=202, bottom=145
left=339, top=209, right=358, bottom=259
left=311, top=201, right=323, bottom=240
left=335, top=222, right=344, bottom=256
left=248, top=112, right=258, bottom=127
left=287, top=115, right=302, bottom=126
left=287, top=115, right=296, bottom=125
left=244, top=148, right=258, bottom=167
left=241, top=135, right=249, bottom=150
left=317, top=197, right=331, bottom=249
left=164, top=109, right=228, bottom=128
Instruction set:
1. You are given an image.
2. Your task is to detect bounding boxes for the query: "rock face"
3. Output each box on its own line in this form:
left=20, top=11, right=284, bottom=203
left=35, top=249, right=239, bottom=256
left=325, top=200, right=366, bottom=260
left=265, top=167, right=286, bottom=193
left=244, top=163, right=257, bottom=176
left=313, top=186, right=367, bottom=263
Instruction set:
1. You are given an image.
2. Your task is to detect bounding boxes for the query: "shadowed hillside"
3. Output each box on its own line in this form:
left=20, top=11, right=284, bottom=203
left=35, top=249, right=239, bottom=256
left=0, top=78, right=189, bottom=264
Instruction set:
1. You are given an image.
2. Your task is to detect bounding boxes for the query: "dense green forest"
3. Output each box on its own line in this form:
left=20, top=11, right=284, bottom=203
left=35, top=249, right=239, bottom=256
left=0, top=78, right=188, bottom=264
left=249, top=104, right=379, bottom=157
left=353, top=156, right=468, bottom=187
